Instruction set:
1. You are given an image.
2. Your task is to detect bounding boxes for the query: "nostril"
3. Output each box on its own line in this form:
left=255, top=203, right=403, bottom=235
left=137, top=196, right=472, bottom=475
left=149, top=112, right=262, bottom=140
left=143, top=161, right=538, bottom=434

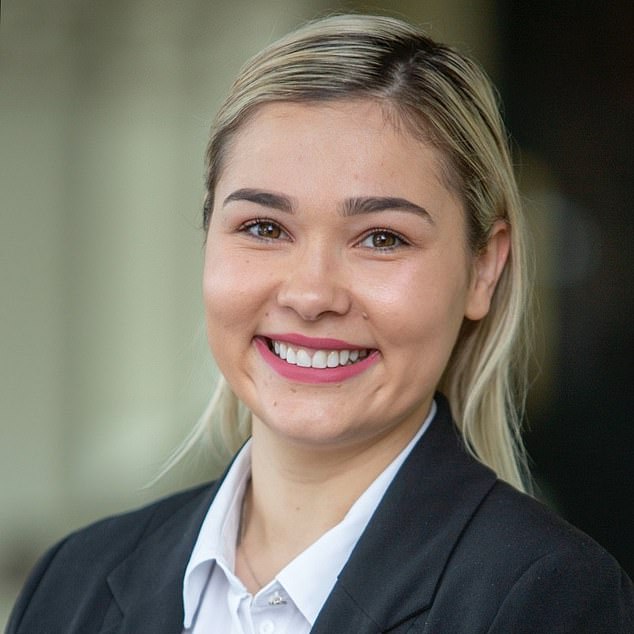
left=276, top=275, right=352, bottom=321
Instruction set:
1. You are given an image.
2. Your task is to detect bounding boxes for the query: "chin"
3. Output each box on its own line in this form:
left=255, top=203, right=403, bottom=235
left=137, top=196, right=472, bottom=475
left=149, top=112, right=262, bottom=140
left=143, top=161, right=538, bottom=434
left=254, top=405, right=360, bottom=445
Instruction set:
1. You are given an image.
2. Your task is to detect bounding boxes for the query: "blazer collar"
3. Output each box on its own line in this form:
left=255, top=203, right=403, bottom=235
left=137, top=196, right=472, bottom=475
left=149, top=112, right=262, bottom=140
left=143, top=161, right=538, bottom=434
left=103, top=481, right=220, bottom=633
left=101, top=395, right=497, bottom=633
left=312, top=394, right=498, bottom=633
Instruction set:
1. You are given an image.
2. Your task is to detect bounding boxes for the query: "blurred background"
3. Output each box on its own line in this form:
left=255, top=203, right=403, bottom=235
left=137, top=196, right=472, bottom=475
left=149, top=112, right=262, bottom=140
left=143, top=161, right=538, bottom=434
left=1, top=0, right=632, bottom=625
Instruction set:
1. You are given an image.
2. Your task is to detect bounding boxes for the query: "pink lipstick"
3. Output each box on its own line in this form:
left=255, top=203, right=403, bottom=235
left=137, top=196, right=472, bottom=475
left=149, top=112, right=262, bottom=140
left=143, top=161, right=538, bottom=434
left=254, top=335, right=380, bottom=384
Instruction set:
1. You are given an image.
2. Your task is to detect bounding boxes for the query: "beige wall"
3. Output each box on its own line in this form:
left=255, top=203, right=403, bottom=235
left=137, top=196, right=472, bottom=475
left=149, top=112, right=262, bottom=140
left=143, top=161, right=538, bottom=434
left=0, top=0, right=495, bottom=624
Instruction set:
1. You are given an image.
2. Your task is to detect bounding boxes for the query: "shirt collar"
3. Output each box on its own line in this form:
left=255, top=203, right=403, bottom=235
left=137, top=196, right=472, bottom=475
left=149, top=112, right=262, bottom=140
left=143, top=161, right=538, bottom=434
left=182, top=441, right=252, bottom=628
left=182, top=400, right=436, bottom=628
left=277, top=400, right=436, bottom=624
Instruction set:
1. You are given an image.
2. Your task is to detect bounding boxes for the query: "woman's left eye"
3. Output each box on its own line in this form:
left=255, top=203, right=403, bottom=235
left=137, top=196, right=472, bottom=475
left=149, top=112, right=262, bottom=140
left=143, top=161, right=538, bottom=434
left=358, top=229, right=407, bottom=250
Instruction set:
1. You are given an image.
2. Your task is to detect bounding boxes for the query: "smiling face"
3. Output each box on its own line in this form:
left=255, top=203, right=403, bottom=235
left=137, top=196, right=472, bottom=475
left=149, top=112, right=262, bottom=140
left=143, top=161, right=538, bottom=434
left=204, top=99, right=506, bottom=454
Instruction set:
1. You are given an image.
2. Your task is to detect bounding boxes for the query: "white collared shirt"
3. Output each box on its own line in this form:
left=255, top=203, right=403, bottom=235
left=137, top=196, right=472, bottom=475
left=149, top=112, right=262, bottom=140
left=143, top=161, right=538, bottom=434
left=182, top=400, right=436, bottom=634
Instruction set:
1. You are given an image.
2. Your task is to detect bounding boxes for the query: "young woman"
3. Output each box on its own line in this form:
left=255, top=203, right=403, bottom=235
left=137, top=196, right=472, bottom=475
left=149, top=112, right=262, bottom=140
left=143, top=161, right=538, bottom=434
left=9, top=14, right=633, bottom=633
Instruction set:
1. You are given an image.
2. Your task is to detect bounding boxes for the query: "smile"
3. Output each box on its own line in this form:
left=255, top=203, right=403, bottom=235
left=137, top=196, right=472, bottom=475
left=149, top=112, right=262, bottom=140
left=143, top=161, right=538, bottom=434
left=254, top=336, right=380, bottom=384
left=268, top=339, right=369, bottom=368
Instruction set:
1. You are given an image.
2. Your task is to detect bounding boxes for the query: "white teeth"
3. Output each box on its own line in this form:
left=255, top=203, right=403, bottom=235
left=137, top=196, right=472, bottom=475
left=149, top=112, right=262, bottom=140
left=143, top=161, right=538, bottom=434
left=269, top=339, right=370, bottom=369
left=296, top=349, right=311, bottom=367
left=312, top=350, right=327, bottom=369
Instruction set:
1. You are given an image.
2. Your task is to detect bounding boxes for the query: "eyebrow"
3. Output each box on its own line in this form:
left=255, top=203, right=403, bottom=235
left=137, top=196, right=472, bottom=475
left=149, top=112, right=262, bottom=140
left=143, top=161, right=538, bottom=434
left=223, top=188, right=293, bottom=213
left=341, top=196, right=433, bottom=223
left=223, top=188, right=432, bottom=223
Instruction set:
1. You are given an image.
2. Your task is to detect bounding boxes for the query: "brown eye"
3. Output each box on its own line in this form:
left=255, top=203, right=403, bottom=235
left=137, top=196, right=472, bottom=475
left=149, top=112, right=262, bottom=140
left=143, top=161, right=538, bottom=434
left=359, top=230, right=405, bottom=250
left=372, top=231, right=397, bottom=248
left=256, top=221, right=281, bottom=239
left=243, top=219, right=286, bottom=240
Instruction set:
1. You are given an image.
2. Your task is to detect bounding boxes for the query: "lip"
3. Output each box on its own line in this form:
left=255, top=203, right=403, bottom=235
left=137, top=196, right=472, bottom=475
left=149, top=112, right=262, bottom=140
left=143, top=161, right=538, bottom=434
left=260, top=332, right=366, bottom=350
left=254, top=336, right=380, bottom=384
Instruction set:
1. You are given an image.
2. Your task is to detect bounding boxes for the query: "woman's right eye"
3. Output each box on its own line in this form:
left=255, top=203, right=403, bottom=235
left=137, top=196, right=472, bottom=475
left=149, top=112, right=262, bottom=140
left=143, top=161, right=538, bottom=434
left=239, top=219, right=289, bottom=241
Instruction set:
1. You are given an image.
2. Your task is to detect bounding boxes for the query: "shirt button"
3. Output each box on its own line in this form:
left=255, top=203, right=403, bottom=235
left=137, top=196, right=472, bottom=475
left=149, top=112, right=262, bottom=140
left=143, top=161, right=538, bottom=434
left=259, top=620, right=275, bottom=634
left=268, top=590, right=287, bottom=606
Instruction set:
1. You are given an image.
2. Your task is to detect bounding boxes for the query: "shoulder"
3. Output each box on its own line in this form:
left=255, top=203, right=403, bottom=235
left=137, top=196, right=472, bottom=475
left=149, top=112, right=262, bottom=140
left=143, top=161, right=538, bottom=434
left=470, top=479, right=622, bottom=570
left=71, top=481, right=213, bottom=541
left=355, top=405, right=633, bottom=631
left=7, top=482, right=216, bottom=633
left=47, top=482, right=213, bottom=565
left=439, top=479, right=634, bottom=632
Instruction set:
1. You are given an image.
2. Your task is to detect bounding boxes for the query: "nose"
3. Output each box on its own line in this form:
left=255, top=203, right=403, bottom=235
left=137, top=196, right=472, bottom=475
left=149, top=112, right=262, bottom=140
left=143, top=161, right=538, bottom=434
left=276, top=243, right=351, bottom=321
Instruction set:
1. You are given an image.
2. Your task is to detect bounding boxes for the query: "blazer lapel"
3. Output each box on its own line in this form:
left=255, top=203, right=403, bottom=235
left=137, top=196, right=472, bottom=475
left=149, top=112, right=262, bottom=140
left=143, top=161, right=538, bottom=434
left=312, top=395, right=498, bottom=633
left=103, top=481, right=221, bottom=634
left=96, top=397, right=496, bottom=633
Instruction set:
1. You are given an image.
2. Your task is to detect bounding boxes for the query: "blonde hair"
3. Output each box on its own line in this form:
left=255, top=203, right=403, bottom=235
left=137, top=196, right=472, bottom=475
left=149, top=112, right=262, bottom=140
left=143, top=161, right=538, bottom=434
left=190, top=14, right=531, bottom=490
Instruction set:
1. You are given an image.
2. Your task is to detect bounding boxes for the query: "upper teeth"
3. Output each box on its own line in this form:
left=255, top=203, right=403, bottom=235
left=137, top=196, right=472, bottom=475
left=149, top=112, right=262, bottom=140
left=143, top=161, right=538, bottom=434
left=272, top=340, right=367, bottom=368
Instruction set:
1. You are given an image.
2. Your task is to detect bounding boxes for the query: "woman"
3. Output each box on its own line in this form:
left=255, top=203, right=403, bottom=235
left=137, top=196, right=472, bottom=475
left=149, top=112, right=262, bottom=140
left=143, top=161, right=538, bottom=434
left=8, top=14, right=633, bottom=633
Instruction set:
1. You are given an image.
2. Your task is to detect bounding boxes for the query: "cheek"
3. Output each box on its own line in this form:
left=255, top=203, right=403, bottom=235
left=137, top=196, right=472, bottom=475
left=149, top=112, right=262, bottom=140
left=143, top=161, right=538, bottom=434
left=367, top=265, right=470, bottom=346
left=203, top=241, right=275, bottom=356
left=203, top=247, right=252, bottom=333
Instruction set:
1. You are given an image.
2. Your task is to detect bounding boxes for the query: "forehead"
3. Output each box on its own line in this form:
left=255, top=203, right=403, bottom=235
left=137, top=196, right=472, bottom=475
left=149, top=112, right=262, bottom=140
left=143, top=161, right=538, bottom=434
left=216, top=99, right=454, bottom=203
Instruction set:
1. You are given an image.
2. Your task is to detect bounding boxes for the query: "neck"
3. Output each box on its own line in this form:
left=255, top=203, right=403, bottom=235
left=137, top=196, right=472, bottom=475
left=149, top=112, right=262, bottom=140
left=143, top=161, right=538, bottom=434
left=235, top=409, right=427, bottom=590
left=249, top=413, right=423, bottom=550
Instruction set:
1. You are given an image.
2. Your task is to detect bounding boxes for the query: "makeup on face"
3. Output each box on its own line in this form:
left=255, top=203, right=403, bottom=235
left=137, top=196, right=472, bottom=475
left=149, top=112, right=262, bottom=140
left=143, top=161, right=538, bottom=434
left=203, top=100, right=484, bottom=450
left=254, top=334, right=380, bottom=384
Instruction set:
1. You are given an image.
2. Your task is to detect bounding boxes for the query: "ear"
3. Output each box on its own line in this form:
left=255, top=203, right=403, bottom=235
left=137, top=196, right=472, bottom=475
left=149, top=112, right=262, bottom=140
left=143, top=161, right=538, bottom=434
left=465, top=220, right=511, bottom=321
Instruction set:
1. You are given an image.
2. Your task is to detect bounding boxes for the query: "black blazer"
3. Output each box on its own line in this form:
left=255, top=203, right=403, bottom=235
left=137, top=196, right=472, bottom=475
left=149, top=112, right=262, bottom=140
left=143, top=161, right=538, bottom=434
left=8, top=396, right=634, bottom=633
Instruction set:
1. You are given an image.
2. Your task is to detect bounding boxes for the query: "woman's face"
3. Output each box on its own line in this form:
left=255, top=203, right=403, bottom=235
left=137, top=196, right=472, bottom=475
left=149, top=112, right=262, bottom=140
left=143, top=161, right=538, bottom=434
left=204, top=99, right=505, bottom=451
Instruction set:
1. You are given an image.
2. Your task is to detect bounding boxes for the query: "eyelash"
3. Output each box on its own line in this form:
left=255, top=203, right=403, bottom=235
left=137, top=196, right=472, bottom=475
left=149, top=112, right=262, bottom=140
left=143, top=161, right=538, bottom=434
left=237, top=219, right=409, bottom=251
left=238, top=218, right=290, bottom=241
left=357, top=228, right=409, bottom=251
